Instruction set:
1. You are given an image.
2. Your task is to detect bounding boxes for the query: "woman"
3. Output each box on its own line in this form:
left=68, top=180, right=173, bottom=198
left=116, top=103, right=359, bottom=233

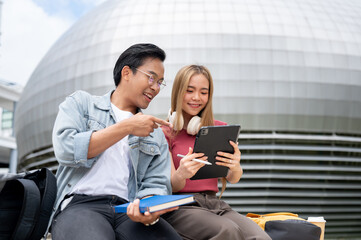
left=162, top=65, right=271, bottom=240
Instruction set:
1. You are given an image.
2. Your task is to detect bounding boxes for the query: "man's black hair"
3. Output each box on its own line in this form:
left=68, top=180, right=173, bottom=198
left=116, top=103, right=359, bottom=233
left=113, top=43, right=166, bottom=86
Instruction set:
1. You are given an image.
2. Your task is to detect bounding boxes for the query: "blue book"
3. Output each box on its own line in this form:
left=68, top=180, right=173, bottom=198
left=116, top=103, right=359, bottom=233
left=114, top=195, right=194, bottom=213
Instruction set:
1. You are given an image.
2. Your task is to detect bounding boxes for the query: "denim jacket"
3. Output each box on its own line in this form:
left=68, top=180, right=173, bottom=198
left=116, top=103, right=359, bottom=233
left=50, top=90, right=171, bottom=225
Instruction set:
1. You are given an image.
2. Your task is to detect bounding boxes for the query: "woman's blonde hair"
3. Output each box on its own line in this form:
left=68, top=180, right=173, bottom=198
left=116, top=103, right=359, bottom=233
left=169, top=65, right=215, bottom=132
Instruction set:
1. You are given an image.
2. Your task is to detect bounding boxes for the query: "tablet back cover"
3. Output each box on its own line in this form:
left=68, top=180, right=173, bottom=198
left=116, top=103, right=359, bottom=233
left=190, top=125, right=240, bottom=180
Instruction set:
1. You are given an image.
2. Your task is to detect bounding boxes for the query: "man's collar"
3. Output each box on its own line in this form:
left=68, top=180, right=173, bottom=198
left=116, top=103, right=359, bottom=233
left=94, top=90, right=142, bottom=113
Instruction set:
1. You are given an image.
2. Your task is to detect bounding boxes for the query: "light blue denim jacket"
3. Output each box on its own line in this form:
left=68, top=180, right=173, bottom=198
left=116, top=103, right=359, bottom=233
left=50, top=90, right=171, bottom=227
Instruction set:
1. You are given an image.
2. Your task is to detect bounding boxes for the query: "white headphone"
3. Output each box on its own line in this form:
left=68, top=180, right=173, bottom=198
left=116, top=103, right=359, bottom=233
left=168, top=109, right=201, bottom=135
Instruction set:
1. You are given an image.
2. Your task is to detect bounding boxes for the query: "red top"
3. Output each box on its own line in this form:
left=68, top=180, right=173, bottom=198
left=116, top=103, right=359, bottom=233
left=162, top=120, right=227, bottom=193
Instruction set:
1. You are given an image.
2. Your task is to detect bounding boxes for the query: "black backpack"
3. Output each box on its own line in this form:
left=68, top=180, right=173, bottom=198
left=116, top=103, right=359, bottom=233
left=0, top=168, right=57, bottom=240
left=265, top=219, right=321, bottom=240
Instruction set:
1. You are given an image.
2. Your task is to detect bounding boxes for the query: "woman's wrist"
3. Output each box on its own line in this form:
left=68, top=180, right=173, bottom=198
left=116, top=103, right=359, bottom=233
left=171, top=170, right=187, bottom=192
left=231, top=164, right=243, bottom=173
left=226, top=167, right=243, bottom=183
left=174, top=168, right=187, bottom=181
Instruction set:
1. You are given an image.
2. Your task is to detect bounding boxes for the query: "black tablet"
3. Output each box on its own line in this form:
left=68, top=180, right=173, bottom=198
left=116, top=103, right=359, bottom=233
left=190, top=124, right=241, bottom=180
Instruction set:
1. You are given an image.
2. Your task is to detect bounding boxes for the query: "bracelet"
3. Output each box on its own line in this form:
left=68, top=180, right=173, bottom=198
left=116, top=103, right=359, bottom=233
left=145, top=218, right=159, bottom=226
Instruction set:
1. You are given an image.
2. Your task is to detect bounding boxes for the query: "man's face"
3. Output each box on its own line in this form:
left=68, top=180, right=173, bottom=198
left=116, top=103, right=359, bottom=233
left=128, top=57, right=164, bottom=109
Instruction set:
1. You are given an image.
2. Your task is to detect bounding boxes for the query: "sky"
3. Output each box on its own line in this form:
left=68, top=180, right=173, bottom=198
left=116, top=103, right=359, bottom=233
left=0, top=0, right=106, bottom=86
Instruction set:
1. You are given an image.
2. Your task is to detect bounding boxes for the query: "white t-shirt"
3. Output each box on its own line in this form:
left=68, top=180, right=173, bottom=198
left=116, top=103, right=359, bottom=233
left=71, top=104, right=133, bottom=201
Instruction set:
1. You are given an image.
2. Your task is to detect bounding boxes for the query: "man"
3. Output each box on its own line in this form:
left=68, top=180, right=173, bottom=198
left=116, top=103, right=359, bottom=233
left=50, top=43, right=181, bottom=239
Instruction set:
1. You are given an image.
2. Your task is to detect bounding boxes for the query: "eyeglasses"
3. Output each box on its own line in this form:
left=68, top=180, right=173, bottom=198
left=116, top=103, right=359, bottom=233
left=135, top=68, right=166, bottom=90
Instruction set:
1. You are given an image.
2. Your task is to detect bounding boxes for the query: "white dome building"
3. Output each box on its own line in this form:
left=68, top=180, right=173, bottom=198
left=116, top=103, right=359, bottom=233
left=15, top=0, right=361, bottom=238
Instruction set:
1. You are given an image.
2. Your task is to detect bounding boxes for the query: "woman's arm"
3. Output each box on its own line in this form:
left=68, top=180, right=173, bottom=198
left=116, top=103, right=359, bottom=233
left=170, top=154, right=186, bottom=192
left=170, top=148, right=208, bottom=192
left=225, top=163, right=243, bottom=184
left=215, top=141, right=243, bottom=184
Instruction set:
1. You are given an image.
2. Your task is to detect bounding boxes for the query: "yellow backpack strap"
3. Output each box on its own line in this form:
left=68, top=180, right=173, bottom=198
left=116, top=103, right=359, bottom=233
left=246, top=212, right=266, bottom=230
left=246, top=212, right=303, bottom=230
left=246, top=213, right=261, bottom=218
left=263, top=212, right=299, bottom=217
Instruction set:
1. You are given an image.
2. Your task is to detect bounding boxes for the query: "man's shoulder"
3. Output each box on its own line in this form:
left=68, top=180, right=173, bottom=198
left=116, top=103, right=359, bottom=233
left=68, top=90, right=94, bottom=100
left=65, top=90, right=92, bottom=104
left=67, top=90, right=110, bottom=105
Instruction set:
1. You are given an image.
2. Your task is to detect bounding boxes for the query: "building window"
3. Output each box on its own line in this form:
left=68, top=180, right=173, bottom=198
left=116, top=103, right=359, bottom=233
left=2, top=109, right=13, bottom=136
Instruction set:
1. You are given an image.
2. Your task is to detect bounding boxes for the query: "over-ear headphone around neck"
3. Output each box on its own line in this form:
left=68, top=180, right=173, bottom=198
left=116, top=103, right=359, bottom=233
left=168, top=110, right=201, bottom=135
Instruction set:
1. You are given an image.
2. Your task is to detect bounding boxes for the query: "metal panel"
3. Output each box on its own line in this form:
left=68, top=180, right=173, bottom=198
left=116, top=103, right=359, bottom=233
left=219, top=132, right=361, bottom=239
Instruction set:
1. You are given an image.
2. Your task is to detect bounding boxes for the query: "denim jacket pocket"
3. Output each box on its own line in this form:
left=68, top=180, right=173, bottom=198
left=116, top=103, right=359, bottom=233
left=136, top=141, right=160, bottom=178
left=139, top=141, right=160, bottom=155
left=86, top=119, right=105, bottom=131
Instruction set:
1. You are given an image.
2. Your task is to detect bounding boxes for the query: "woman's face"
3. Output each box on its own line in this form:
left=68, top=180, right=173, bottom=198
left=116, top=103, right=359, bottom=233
left=182, top=73, right=209, bottom=122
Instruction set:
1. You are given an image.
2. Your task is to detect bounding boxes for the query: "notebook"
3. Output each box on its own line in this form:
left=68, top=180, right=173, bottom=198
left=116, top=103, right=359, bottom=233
left=114, top=195, right=194, bottom=213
